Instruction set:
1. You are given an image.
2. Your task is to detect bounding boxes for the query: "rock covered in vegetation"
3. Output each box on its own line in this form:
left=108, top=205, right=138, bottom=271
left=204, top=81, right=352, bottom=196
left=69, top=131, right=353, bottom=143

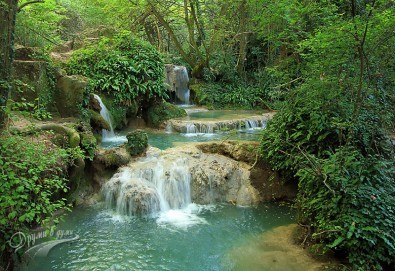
left=143, top=101, right=187, bottom=127
left=54, top=71, right=88, bottom=117
left=126, top=129, right=148, bottom=156
left=89, top=109, right=110, bottom=131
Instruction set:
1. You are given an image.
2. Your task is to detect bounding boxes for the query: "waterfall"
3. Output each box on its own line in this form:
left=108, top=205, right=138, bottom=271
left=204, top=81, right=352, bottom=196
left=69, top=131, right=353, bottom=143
left=102, top=157, right=191, bottom=216
left=165, top=64, right=190, bottom=104
left=93, top=94, right=115, bottom=141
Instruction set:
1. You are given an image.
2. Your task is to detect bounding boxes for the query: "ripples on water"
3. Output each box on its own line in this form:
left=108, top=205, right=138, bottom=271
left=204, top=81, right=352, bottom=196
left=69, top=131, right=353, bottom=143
left=19, top=203, right=294, bottom=271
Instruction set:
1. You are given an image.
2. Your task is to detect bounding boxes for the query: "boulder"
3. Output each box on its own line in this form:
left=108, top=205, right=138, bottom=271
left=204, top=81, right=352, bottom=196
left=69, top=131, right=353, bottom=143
left=54, top=73, right=88, bottom=117
left=125, top=129, right=148, bottom=156
left=143, top=101, right=187, bottom=127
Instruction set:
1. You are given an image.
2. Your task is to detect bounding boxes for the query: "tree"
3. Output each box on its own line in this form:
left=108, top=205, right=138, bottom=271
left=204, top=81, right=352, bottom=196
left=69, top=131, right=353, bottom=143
left=0, top=0, right=18, bottom=127
left=0, top=0, right=46, bottom=127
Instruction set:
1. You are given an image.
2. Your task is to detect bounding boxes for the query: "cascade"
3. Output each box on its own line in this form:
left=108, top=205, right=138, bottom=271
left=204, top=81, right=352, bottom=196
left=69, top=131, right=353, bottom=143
left=165, top=64, right=190, bottom=104
left=102, top=156, right=191, bottom=216
left=175, top=118, right=267, bottom=134
left=94, top=94, right=115, bottom=141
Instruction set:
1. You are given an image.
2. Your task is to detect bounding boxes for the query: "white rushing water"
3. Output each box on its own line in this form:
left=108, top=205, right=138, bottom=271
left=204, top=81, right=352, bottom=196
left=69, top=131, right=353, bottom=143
left=94, top=94, right=127, bottom=143
left=102, top=156, right=205, bottom=229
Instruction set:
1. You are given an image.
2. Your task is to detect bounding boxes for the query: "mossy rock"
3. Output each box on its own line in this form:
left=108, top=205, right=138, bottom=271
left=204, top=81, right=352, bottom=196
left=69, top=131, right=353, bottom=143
left=39, top=124, right=80, bottom=148
left=94, top=146, right=131, bottom=168
left=80, top=130, right=97, bottom=159
left=144, top=101, right=187, bottom=127
left=126, top=130, right=148, bottom=156
left=54, top=74, right=88, bottom=117
left=89, top=109, right=110, bottom=131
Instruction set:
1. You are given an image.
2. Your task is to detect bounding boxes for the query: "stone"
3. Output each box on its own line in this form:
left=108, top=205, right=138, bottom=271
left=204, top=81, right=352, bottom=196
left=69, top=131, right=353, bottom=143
left=126, top=130, right=148, bottom=156
left=89, top=94, right=102, bottom=112
left=143, top=101, right=187, bottom=127
left=54, top=74, right=88, bottom=117
left=89, top=109, right=110, bottom=131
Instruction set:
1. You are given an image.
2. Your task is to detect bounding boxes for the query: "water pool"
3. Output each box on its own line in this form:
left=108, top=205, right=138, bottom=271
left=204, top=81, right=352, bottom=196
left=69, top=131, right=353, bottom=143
left=19, top=203, right=294, bottom=271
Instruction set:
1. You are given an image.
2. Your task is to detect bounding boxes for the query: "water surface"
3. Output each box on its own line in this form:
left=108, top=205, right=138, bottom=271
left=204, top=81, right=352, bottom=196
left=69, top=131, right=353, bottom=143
left=19, top=203, right=294, bottom=271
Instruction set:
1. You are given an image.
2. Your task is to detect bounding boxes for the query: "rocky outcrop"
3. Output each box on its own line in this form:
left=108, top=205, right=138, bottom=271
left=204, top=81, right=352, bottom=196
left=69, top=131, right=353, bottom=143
left=143, top=101, right=187, bottom=127
left=197, top=141, right=297, bottom=201
left=54, top=70, right=88, bottom=117
left=125, top=129, right=148, bottom=156
left=166, top=112, right=274, bottom=133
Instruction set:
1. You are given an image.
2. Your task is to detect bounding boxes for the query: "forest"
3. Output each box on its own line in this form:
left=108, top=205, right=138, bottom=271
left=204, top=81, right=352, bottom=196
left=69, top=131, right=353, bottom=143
left=0, top=0, right=394, bottom=270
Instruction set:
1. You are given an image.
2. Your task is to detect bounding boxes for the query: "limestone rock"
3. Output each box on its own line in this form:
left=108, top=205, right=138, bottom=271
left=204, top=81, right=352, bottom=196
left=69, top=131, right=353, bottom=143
left=103, top=176, right=160, bottom=215
left=54, top=74, right=88, bottom=117
left=94, top=146, right=132, bottom=169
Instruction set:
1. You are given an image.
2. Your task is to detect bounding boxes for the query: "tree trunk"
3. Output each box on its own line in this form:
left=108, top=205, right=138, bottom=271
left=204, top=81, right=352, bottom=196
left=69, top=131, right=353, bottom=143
left=0, top=0, right=18, bottom=128
left=236, top=0, right=248, bottom=78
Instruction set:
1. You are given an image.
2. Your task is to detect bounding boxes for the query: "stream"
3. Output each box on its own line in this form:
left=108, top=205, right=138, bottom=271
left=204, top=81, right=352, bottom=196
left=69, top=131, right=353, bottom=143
left=19, top=108, right=302, bottom=271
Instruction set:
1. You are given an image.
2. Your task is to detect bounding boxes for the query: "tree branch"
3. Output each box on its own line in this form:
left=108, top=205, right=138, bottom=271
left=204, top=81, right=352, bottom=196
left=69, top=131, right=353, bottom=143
left=18, top=0, right=44, bottom=13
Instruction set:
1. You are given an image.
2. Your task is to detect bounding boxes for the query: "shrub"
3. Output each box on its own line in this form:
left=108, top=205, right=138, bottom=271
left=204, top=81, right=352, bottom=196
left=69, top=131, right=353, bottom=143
left=259, top=84, right=395, bottom=270
left=67, top=31, right=168, bottom=106
left=0, top=133, right=79, bottom=266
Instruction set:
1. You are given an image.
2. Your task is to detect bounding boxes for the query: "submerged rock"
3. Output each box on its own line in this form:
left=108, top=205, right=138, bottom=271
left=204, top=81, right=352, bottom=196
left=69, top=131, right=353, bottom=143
left=224, top=224, right=326, bottom=271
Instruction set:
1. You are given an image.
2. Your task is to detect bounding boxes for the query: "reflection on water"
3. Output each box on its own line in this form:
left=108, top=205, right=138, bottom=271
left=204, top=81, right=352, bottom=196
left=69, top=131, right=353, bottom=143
left=18, top=204, right=295, bottom=271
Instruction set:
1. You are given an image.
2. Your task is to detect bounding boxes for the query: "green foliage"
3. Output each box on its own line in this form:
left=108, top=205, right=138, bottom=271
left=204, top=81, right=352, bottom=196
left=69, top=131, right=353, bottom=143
left=67, top=31, right=168, bottom=105
left=126, top=129, right=148, bottom=156
left=8, top=80, right=52, bottom=120
left=16, top=0, right=66, bottom=48
left=296, top=146, right=395, bottom=270
left=0, top=133, right=75, bottom=259
left=259, top=1, right=395, bottom=270
left=191, top=82, right=272, bottom=109
left=143, top=101, right=187, bottom=127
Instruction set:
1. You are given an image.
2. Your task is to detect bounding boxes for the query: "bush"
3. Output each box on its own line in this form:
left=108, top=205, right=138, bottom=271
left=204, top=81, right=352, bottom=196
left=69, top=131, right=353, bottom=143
left=67, top=31, right=168, bottom=105
left=259, top=84, right=395, bottom=270
left=125, top=130, right=148, bottom=156
left=0, top=133, right=79, bottom=267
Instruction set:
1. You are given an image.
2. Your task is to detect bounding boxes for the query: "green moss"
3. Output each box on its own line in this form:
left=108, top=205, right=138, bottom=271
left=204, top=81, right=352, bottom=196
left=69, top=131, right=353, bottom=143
left=144, top=101, right=187, bottom=127
left=126, top=129, right=148, bottom=156
left=40, top=124, right=80, bottom=148
left=89, top=109, right=110, bottom=131
left=80, top=130, right=97, bottom=160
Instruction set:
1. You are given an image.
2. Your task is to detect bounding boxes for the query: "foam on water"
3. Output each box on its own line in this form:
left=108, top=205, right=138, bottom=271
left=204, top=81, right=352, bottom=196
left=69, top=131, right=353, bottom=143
left=156, top=204, right=208, bottom=230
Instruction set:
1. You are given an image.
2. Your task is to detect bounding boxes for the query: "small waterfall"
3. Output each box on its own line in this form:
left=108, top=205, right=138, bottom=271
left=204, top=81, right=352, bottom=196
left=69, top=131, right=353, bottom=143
left=165, top=64, right=190, bottom=104
left=186, top=123, right=198, bottom=134
left=102, top=157, right=191, bottom=216
left=165, top=122, right=173, bottom=133
left=94, top=94, right=115, bottom=140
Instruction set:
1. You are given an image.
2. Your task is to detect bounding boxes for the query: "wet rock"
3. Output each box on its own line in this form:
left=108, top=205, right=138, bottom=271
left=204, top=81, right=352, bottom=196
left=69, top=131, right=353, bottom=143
left=89, top=94, right=102, bottom=112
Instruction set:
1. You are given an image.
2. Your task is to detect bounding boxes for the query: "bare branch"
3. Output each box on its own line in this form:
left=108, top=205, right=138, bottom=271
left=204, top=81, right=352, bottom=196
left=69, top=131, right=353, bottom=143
left=18, top=0, right=44, bottom=13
